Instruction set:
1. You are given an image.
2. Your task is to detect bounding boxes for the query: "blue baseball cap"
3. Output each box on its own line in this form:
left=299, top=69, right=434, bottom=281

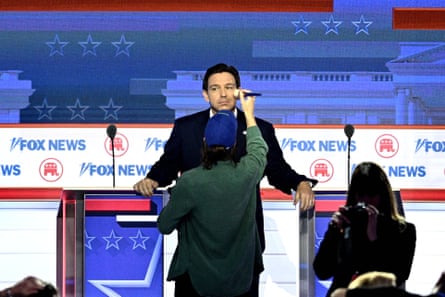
left=205, top=110, right=238, bottom=149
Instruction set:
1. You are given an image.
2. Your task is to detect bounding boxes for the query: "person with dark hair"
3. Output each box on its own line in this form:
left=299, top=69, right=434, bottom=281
left=134, top=62, right=317, bottom=296
left=313, top=161, right=416, bottom=297
left=157, top=93, right=267, bottom=297
left=0, top=276, right=58, bottom=297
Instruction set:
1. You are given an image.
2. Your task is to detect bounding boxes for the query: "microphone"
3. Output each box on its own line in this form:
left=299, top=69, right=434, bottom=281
left=234, top=89, right=262, bottom=98
left=344, top=124, right=354, bottom=187
left=344, top=124, right=354, bottom=139
left=106, top=124, right=117, bottom=188
left=107, top=124, right=117, bottom=140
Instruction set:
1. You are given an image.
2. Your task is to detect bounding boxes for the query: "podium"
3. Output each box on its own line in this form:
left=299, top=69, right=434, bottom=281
left=57, top=189, right=169, bottom=297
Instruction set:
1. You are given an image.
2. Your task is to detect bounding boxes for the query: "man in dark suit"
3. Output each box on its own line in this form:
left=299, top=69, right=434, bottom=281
left=134, top=62, right=317, bottom=297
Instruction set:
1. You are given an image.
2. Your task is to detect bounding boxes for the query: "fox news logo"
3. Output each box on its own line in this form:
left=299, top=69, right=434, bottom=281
left=0, top=164, right=21, bottom=176
left=281, top=139, right=356, bottom=152
left=80, top=162, right=152, bottom=176
left=144, top=137, right=166, bottom=151
left=415, top=139, right=445, bottom=153
left=10, top=138, right=86, bottom=151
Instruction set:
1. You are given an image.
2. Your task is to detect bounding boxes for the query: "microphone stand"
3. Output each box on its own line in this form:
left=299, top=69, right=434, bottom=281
left=106, top=124, right=117, bottom=189
left=344, top=124, right=354, bottom=187
left=111, top=138, right=115, bottom=188
left=347, top=136, right=351, bottom=186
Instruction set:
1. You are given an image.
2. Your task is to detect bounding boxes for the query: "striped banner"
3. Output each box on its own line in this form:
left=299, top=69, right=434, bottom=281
left=393, top=8, right=445, bottom=29
left=0, top=0, right=333, bottom=12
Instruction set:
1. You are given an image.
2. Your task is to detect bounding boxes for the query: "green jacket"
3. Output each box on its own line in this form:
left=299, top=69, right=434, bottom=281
left=158, top=125, right=268, bottom=297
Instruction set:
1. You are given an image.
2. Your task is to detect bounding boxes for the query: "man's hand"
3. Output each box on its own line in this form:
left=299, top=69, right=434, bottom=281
left=293, top=181, right=315, bottom=211
left=238, top=88, right=257, bottom=128
left=133, top=178, right=159, bottom=197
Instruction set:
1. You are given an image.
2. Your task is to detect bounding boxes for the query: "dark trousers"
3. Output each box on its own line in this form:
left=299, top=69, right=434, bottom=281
left=174, top=273, right=259, bottom=297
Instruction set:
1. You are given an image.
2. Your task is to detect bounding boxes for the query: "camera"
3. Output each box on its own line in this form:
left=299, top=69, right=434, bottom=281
left=342, top=202, right=368, bottom=226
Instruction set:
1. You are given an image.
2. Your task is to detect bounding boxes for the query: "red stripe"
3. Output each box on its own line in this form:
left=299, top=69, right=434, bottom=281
left=260, top=188, right=292, bottom=201
left=399, top=189, right=445, bottom=202
left=315, top=200, right=345, bottom=212
left=1, top=188, right=444, bottom=204
left=0, top=0, right=333, bottom=12
left=0, top=188, right=62, bottom=200
left=85, top=199, right=151, bottom=211
left=260, top=188, right=445, bottom=203
left=393, top=8, right=445, bottom=30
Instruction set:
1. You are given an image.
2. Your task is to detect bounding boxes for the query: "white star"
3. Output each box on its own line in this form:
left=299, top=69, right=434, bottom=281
left=78, top=34, right=102, bottom=56
left=291, top=15, right=312, bottom=35
left=352, top=15, right=373, bottom=35
left=34, top=98, right=57, bottom=120
left=103, top=229, right=123, bottom=250
left=111, top=34, right=135, bottom=57
left=99, top=98, right=123, bottom=121
left=85, top=230, right=96, bottom=250
left=46, top=34, right=69, bottom=57
left=129, top=229, right=150, bottom=250
left=67, top=98, right=89, bottom=120
left=89, top=235, right=162, bottom=297
left=322, top=15, right=343, bottom=35
left=314, top=229, right=324, bottom=249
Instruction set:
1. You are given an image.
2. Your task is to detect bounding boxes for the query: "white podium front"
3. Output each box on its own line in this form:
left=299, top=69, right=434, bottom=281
left=57, top=189, right=168, bottom=297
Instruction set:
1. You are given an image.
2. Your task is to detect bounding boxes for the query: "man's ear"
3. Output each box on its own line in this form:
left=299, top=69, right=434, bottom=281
left=202, top=90, right=210, bottom=103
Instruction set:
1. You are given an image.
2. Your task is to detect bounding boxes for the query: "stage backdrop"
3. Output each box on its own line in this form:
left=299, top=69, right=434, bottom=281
left=1, top=1, right=445, bottom=297
left=1, top=0, right=445, bottom=126
left=0, top=124, right=443, bottom=191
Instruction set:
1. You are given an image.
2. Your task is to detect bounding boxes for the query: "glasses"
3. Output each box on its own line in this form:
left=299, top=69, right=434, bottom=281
left=208, top=84, right=236, bottom=94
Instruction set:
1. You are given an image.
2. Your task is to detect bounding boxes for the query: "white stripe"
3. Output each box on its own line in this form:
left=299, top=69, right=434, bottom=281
left=115, top=215, right=158, bottom=222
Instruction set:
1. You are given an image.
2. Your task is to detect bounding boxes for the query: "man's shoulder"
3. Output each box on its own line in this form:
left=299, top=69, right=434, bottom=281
left=237, top=109, right=273, bottom=128
left=175, top=109, right=209, bottom=125
left=174, top=109, right=210, bottom=129
left=252, top=116, right=274, bottom=135
left=255, top=116, right=273, bottom=127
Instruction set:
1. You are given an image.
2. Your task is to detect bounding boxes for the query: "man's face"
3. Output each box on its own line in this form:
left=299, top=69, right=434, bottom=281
left=202, top=72, right=237, bottom=112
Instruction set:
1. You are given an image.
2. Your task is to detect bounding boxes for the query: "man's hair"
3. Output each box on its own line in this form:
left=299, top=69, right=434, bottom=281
left=202, top=63, right=241, bottom=90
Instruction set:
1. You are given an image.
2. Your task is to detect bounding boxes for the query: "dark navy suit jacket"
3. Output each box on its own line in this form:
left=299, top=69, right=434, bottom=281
left=147, top=108, right=316, bottom=251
